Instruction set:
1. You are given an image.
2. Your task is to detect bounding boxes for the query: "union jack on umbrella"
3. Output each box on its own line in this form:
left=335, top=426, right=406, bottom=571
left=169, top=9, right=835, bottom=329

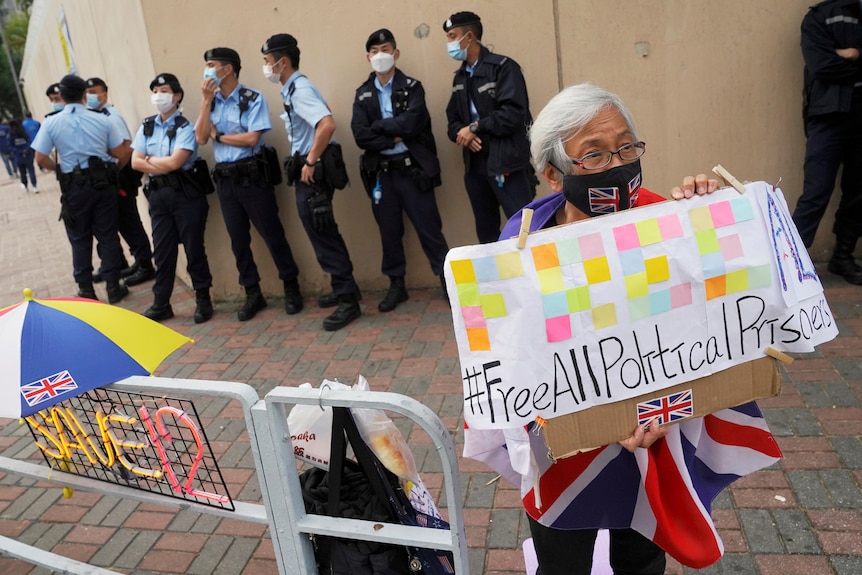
left=0, top=288, right=192, bottom=419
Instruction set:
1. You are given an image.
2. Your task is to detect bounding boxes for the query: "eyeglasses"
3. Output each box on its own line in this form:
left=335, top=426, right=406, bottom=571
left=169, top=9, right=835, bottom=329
left=568, top=141, right=646, bottom=171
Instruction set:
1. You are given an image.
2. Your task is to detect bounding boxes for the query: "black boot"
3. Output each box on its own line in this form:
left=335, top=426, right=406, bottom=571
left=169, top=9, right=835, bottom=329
left=827, top=235, right=862, bottom=285
left=283, top=278, right=304, bottom=315
left=77, top=282, right=98, bottom=300
left=194, top=288, right=213, bottom=324
left=439, top=274, right=450, bottom=305
left=92, top=271, right=104, bottom=284
left=318, top=291, right=362, bottom=308
left=144, top=297, right=174, bottom=322
left=106, top=280, right=129, bottom=304
left=323, top=292, right=362, bottom=331
left=377, top=276, right=408, bottom=312
left=237, top=284, right=267, bottom=321
left=124, top=260, right=155, bottom=286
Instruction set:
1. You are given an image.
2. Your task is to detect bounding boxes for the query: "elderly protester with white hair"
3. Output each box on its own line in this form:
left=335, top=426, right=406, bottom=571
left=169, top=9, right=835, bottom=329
left=465, top=83, right=780, bottom=575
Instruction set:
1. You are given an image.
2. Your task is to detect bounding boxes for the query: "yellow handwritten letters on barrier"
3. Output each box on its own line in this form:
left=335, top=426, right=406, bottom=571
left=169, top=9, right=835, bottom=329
left=445, top=183, right=838, bottom=430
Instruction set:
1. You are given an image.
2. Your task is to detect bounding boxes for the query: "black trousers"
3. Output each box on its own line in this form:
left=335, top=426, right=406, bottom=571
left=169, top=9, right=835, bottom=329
left=117, top=189, right=152, bottom=262
left=63, top=181, right=123, bottom=284
left=295, top=180, right=359, bottom=295
left=148, top=184, right=212, bottom=300
left=464, top=153, right=534, bottom=244
left=373, top=168, right=449, bottom=277
left=216, top=178, right=300, bottom=287
left=527, top=515, right=666, bottom=575
left=793, top=91, right=862, bottom=247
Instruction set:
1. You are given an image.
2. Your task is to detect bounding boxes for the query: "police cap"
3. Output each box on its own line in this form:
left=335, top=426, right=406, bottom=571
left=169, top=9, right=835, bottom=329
left=59, top=75, right=87, bottom=92
left=45, top=83, right=60, bottom=97
left=443, top=11, right=481, bottom=32
left=86, top=77, right=108, bottom=90
left=204, top=47, right=241, bottom=71
left=261, top=34, right=298, bottom=54
left=149, top=73, right=183, bottom=94
left=365, top=28, right=396, bottom=52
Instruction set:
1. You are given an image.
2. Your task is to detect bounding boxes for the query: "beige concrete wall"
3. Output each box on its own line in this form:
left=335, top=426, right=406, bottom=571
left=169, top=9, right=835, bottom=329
left=22, top=0, right=830, bottom=298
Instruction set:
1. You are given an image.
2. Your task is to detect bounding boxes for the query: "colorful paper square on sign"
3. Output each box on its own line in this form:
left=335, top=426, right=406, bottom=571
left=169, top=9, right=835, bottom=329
left=696, top=228, right=721, bottom=254
left=462, top=306, right=486, bottom=329
left=472, top=256, right=499, bottom=282
left=748, top=264, right=772, bottom=289
left=546, top=315, right=572, bottom=342
left=726, top=269, right=749, bottom=293
left=537, top=267, right=565, bottom=294
left=466, top=328, right=490, bottom=351
left=670, top=283, right=692, bottom=308
left=495, top=251, right=525, bottom=279
left=657, top=213, right=684, bottom=239
left=613, top=224, right=641, bottom=251
left=450, top=259, right=476, bottom=284
left=730, top=197, right=754, bottom=222
left=644, top=255, right=670, bottom=283
left=456, top=282, right=481, bottom=306
left=480, top=293, right=507, bottom=318
left=566, top=286, right=591, bottom=313
left=579, top=233, right=605, bottom=259
left=625, top=272, right=649, bottom=299
left=705, top=275, right=726, bottom=300
left=701, top=252, right=726, bottom=278
left=628, top=297, right=651, bottom=321
left=584, top=256, right=611, bottom=284
left=532, top=243, right=560, bottom=271
left=619, top=249, right=646, bottom=275
left=709, top=201, right=736, bottom=228
left=592, top=303, right=617, bottom=329
left=718, top=234, right=744, bottom=261
left=557, top=238, right=582, bottom=265
left=689, top=206, right=713, bottom=232
left=542, top=292, right=569, bottom=318
left=649, top=289, right=672, bottom=314
left=635, top=219, right=662, bottom=246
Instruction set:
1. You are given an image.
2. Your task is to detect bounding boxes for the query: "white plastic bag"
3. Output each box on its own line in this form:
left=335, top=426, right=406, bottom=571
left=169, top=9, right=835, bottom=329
left=286, top=380, right=350, bottom=470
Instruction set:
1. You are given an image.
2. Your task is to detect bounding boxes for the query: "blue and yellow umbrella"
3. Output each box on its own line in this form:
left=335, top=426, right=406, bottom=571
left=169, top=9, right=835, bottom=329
left=0, top=289, right=192, bottom=419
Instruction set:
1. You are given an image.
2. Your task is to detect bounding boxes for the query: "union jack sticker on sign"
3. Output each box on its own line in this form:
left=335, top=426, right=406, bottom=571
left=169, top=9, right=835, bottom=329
left=21, top=370, right=78, bottom=407
left=637, top=389, right=693, bottom=426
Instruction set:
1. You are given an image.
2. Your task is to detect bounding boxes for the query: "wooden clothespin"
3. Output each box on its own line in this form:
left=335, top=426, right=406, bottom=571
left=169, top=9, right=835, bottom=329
left=765, top=346, right=794, bottom=365
left=517, top=208, right=534, bottom=249
left=712, top=164, right=746, bottom=195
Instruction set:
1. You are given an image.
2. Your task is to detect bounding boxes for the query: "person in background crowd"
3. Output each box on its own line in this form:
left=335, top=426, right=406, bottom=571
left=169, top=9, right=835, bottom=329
left=0, top=121, right=16, bottom=179
left=8, top=119, right=37, bottom=192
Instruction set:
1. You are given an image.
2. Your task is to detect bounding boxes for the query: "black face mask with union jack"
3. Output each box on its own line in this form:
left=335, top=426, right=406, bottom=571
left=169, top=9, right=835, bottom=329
left=561, top=159, right=642, bottom=218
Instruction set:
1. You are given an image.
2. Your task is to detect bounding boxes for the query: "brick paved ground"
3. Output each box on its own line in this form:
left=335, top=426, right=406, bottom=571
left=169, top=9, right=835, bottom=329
left=1, top=176, right=861, bottom=574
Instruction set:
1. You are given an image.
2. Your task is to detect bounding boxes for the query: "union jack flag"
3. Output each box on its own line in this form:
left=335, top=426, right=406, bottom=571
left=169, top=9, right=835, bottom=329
left=588, top=187, right=621, bottom=214
left=637, top=389, right=693, bottom=426
left=628, top=172, right=642, bottom=208
left=21, top=370, right=78, bottom=407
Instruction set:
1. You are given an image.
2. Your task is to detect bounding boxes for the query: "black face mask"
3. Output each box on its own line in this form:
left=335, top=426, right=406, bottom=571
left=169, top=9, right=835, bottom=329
left=561, top=159, right=643, bottom=217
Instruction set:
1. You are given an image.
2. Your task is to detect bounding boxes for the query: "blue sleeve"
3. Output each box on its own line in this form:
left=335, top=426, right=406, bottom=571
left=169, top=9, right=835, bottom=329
left=293, top=84, right=330, bottom=130
left=175, top=123, right=197, bottom=153
left=110, top=113, right=132, bottom=141
left=130, top=125, right=146, bottom=152
left=30, top=121, right=53, bottom=155
left=245, top=94, right=272, bottom=133
left=106, top=119, right=124, bottom=149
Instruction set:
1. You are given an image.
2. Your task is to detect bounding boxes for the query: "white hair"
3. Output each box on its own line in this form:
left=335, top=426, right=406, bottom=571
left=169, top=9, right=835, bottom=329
left=529, top=83, right=637, bottom=172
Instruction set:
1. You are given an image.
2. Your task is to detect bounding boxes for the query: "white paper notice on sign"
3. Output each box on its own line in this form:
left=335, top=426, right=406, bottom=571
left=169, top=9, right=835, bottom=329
left=445, top=183, right=837, bottom=430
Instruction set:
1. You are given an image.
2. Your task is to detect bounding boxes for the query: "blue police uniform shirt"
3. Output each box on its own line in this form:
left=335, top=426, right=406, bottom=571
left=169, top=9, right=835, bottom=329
left=374, top=75, right=409, bottom=156
left=210, top=84, right=271, bottom=163
left=131, top=110, right=197, bottom=173
left=281, top=71, right=331, bottom=156
left=99, top=104, right=132, bottom=141
left=31, top=104, right=124, bottom=173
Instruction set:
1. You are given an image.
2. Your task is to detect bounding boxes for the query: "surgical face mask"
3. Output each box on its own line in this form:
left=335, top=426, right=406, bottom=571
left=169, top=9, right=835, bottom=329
left=51, top=102, right=65, bottom=112
left=86, top=93, right=100, bottom=109
left=370, top=52, right=395, bottom=74
left=262, top=61, right=281, bottom=84
left=151, top=92, right=175, bottom=114
left=447, top=34, right=469, bottom=61
left=203, top=66, right=222, bottom=86
left=561, top=159, right=643, bottom=217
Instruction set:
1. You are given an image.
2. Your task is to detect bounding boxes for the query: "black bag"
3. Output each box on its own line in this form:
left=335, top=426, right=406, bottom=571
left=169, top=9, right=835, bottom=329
left=186, top=157, right=215, bottom=195
left=260, top=145, right=283, bottom=186
left=321, top=142, right=350, bottom=190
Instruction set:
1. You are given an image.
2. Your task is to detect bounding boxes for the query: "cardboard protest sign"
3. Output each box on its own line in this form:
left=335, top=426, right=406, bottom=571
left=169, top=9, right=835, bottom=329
left=445, top=183, right=837, bottom=430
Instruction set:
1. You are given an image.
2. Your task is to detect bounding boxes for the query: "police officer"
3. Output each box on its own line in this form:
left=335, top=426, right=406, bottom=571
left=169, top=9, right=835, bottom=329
left=195, top=46, right=303, bottom=322
left=131, top=73, right=214, bottom=323
left=351, top=29, right=450, bottom=312
left=261, top=34, right=362, bottom=331
left=85, top=77, right=155, bottom=287
left=46, top=83, right=65, bottom=113
left=31, top=74, right=129, bottom=304
left=443, top=11, right=535, bottom=244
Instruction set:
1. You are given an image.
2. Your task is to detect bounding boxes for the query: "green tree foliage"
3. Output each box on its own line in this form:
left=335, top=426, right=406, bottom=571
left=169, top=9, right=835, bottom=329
left=0, top=7, right=29, bottom=120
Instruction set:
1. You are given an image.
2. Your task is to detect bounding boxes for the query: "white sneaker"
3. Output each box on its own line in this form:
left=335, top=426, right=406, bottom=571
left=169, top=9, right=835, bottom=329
left=32, top=187, right=38, bottom=193
left=19, top=183, right=25, bottom=191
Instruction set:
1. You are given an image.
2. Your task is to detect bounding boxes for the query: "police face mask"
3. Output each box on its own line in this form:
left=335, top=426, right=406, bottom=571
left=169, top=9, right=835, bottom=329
left=447, top=34, right=470, bottom=61
left=151, top=92, right=175, bottom=114
left=203, top=65, right=223, bottom=86
left=86, top=93, right=100, bottom=109
left=370, top=52, right=395, bottom=74
left=262, top=58, right=283, bottom=84
left=51, top=103, right=65, bottom=112
left=561, top=159, right=643, bottom=217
